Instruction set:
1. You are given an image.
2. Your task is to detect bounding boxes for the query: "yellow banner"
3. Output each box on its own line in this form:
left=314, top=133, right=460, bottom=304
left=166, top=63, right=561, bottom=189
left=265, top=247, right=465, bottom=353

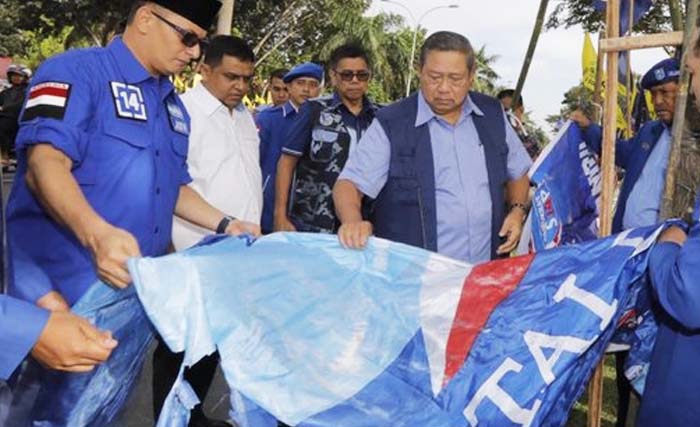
left=582, top=33, right=628, bottom=130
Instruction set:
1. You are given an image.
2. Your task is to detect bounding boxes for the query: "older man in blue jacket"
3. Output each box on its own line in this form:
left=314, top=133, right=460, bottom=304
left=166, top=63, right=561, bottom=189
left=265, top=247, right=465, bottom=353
left=636, top=31, right=700, bottom=427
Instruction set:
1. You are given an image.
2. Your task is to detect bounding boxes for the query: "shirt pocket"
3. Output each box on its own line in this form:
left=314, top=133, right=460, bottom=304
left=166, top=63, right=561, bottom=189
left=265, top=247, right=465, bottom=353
left=82, top=120, right=151, bottom=186
left=309, top=128, right=339, bottom=163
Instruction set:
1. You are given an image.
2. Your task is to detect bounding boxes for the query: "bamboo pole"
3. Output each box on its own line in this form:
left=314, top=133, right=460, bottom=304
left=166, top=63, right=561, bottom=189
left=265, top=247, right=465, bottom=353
left=661, top=0, right=700, bottom=220
left=588, top=2, right=619, bottom=427
left=512, top=0, right=549, bottom=110
left=669, top=0, right=684, bottom=32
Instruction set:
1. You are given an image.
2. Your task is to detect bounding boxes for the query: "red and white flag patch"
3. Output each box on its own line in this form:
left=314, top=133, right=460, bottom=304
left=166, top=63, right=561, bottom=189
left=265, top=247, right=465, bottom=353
left=21, top=82, right=72, bottom=121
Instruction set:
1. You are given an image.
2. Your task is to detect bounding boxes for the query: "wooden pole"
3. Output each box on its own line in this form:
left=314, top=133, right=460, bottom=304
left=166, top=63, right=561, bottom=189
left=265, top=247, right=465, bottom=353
left=600, top=31, right=684, bottom=52
left=512, top=0, right=549, bottom=110
left=593, top=30, right=606, bottom=124
left=588, top=1, right=619, bottom=427
left=217, top=0, right=235, bottom=35
left=625, top=0, right=634, bottom=138
left=661, top=0, right=700, bottom=220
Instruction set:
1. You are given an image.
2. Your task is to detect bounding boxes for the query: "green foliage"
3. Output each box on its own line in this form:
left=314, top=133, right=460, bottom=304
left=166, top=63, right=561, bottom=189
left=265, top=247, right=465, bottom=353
left=17, top=24, right=76, bottom=69
left=471, top=46, right=501, bottom=96
left=0, top=0, right=131, bottom=60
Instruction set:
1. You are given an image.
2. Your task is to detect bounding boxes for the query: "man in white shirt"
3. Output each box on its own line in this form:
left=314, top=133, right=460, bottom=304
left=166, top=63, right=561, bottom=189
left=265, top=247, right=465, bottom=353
left=155, top=35, right=262, bottom=427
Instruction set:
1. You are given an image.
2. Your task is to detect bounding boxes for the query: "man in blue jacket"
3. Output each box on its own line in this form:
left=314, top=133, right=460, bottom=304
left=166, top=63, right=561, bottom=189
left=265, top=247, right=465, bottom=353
left=636, top=30, right=700, bottom=427
left=571, top=58, right=680, bottom=233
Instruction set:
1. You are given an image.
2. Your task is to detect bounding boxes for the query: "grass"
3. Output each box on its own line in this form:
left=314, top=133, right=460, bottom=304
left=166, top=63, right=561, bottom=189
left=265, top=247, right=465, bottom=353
left=566, top=355, right=639, bottom=427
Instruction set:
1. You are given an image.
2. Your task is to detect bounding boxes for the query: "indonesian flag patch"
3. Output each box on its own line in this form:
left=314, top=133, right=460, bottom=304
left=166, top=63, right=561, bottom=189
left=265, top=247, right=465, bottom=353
left=21, top=82, right=72, bottom=122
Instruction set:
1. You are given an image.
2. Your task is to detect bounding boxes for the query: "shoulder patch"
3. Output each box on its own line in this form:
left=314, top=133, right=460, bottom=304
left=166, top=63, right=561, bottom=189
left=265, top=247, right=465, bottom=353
left=21, top=82, right=72, bottom=122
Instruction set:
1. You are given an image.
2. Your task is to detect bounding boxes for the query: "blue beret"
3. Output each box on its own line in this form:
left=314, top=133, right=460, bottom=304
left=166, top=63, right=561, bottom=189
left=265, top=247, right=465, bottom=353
left=151, top=0, right=222, bottom=30
left=641, top=58, right=680, bottom=90
left=283, top=62, right=323, bottom=83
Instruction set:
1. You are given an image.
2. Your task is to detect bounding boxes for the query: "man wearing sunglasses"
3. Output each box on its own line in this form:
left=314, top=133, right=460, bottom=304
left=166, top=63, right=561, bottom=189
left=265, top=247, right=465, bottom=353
left=274, top=44, right=380, bottom=233
left=5, top=0, right=260, bottom=421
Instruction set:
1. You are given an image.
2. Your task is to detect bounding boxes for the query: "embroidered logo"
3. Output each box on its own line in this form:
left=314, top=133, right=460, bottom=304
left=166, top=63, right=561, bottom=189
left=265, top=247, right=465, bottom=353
left=111, top=82, right=147, bottom=121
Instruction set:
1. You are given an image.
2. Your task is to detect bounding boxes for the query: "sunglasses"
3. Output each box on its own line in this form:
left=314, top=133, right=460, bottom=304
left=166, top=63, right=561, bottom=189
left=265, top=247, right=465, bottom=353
left=152, top=11, right=207, bottom=49
left=334, top=69, right=371, bottom=82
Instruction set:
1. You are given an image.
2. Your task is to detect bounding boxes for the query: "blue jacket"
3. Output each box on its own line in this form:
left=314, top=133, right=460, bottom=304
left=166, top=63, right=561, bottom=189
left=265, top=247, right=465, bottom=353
left=638, top=225, right=700, bottom=427
left=581, top=120, right=666, bottom=233
left=371, top=92, right=508, bottom=259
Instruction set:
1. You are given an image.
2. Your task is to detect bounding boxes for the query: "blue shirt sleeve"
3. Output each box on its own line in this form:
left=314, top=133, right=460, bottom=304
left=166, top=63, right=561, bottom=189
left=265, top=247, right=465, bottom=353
left=580, top=122, right=635, bottom=168
left=649, top=237, right=700, bottom=329
left=503, top=112, right=533, bottom=180
left=281, top=101, right=317, bottom=157
left=0, top=295, right=49, bottom=380
left=337, top=119, right=391, bottom=199
left=15, top=52, right=95, bottom=164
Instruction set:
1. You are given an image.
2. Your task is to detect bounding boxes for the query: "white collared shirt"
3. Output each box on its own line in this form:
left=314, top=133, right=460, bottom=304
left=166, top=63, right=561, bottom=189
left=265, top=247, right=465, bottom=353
left=172, top=82, right=263, bottom=250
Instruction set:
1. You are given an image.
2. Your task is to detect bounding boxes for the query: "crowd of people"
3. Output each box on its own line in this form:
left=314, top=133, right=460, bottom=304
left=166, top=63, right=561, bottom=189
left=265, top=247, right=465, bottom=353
left=1, top=0, right=700, bottom=426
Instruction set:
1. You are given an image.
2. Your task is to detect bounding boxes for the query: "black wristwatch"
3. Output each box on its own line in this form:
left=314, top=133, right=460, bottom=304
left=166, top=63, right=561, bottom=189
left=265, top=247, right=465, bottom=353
left=216, top=215, right=236, bottom=234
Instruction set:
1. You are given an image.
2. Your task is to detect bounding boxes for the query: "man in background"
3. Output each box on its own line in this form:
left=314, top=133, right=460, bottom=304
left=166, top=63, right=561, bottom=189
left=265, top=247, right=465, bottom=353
left=256, top=62, right=323, bottom=233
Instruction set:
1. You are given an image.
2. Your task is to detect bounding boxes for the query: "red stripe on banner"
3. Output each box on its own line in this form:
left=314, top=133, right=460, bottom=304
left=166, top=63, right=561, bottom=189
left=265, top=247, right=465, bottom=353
left=29, top=86, right=68, bottom=100
left=442, top=254, right=535, bottom=385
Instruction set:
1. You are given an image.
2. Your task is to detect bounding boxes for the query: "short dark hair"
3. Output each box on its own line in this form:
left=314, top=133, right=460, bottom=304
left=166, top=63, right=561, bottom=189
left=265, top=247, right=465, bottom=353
left=127, top=0, right=149, bottom=25
left=328, top=43, right=371, bottom=71
left=270, top=68, right=289, bottom=81
left=204, top=35, right=255, bottom=67
left=497, top=89, right=524, bottom=107
left=419, top=31, right=475, bottom=72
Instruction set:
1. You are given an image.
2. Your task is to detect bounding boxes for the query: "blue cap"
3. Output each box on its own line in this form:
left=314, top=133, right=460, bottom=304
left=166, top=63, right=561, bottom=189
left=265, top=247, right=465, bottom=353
left=283, top=62, right=323, bottom=83
left=640, top=58, right=680, bottom=90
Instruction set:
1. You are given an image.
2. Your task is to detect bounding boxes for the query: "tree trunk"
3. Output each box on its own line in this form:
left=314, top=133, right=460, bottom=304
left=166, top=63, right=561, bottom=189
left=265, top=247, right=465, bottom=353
left=217, top=0, right=235, bottom=35
left=512, top=0, right=549, bottom=109
left=661, top=0, right=700, bottom=221
left=668, top=0, right=684, bottom=32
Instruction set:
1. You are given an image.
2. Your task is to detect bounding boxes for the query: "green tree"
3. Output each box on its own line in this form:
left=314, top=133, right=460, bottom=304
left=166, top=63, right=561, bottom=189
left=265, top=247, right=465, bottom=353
left=545, top=0, right=674, bottom=33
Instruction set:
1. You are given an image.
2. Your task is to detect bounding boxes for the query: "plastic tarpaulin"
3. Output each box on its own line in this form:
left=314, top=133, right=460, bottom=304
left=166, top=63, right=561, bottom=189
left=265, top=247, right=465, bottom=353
left=129, top=228, right=658, bottom=427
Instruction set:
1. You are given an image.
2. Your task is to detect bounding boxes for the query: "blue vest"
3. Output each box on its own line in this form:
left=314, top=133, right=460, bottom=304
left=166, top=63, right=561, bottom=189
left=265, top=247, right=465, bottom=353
left=371, top=92, right=508, bottom=260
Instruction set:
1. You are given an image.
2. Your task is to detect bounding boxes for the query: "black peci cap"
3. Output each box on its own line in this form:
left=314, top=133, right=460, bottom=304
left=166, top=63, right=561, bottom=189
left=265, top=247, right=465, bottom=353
left=150, top=0, right=222, bottom=30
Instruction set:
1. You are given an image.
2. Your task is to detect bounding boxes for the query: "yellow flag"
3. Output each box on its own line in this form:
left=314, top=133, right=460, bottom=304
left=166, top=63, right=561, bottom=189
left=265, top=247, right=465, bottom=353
left=582, top=33, right=598, bottom=92
left=582, top=33, right=628, bottom=130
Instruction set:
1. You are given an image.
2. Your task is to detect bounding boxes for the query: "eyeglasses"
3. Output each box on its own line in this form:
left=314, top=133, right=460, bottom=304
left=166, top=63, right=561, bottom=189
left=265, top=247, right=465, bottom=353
left=334, top=70, right=371, bottom=82
left=152, top=11, right=207, bottom=49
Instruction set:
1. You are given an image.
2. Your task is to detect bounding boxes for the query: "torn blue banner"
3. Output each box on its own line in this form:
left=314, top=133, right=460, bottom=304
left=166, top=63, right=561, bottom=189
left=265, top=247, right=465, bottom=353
left=128, top=229, right=658, bottom=427
left=5, top=227, right=661, bottom=427
left=527, top=121, right=601, bottom=251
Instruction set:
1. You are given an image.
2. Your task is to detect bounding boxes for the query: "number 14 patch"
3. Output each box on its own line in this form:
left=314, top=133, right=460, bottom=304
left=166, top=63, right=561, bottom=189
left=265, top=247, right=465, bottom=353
left=111, top=82, right=147, bottom=121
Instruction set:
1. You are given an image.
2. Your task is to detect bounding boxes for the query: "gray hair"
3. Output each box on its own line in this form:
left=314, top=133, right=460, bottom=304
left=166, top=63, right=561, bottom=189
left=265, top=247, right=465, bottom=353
left=419, top=31, right=476, bottom=72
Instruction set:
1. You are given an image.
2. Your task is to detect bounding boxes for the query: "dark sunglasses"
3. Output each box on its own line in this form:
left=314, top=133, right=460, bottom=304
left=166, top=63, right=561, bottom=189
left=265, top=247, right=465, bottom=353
left=334, top=69, right=371, bottom=82
left=152, top=11, right=207, bottom=49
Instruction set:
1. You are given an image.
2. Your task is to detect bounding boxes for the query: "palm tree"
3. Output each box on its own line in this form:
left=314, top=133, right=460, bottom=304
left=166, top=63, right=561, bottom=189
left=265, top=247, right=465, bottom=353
left=472, top=46, right=500, bottom=96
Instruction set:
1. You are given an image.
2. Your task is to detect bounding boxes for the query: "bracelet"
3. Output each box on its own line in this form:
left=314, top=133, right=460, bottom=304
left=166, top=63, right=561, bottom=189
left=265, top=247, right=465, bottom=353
left=216, top=215, right=236, bottom=234
left=509, top=202, right=529, bottom=214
